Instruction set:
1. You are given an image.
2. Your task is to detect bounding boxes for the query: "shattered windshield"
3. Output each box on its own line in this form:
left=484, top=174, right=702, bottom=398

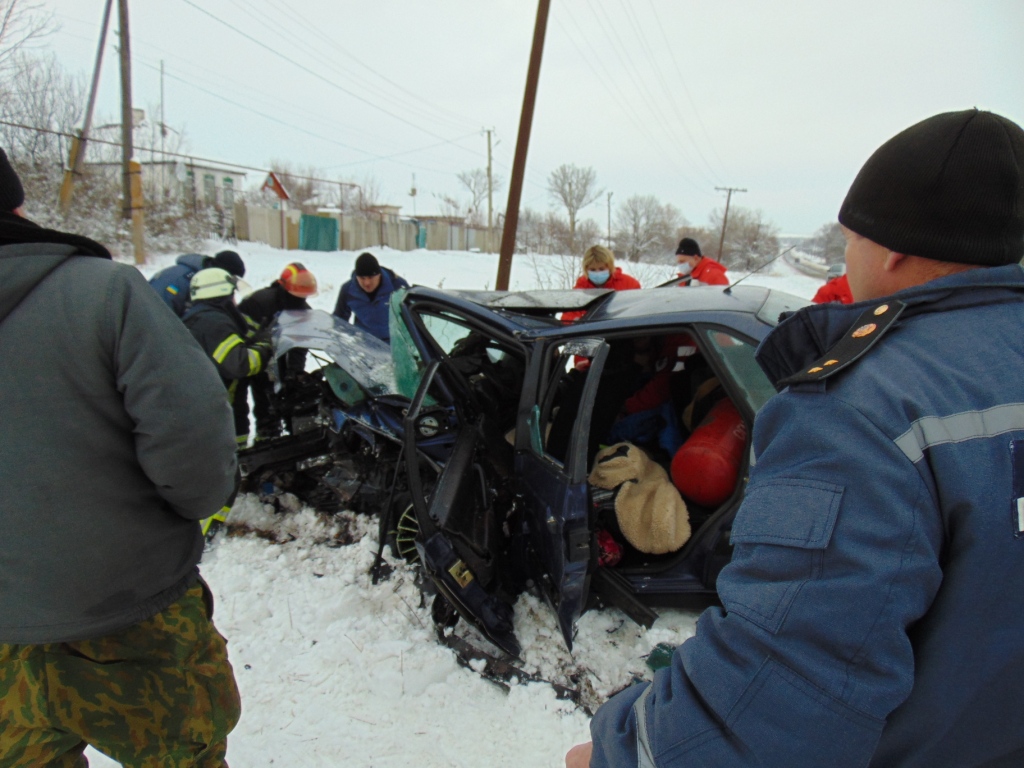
left=273, top=309, right=397, bottom=396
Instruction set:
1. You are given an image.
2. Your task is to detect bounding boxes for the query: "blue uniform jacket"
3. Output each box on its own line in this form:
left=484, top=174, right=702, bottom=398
left=148, top=253, right=207, bottom=316
left=332, top=267, right=408, bottom=342
left=590, top=264, right=1024, bottom=767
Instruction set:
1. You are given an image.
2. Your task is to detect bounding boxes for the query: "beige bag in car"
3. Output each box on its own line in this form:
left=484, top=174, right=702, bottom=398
left=589, top=442, right=691, bottom=555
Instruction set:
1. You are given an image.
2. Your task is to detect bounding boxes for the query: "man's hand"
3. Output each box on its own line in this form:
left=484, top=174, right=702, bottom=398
left=566, top=741, right=593, bottom=767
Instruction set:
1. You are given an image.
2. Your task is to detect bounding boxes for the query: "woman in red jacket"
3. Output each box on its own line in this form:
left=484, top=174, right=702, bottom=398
left=562, top=245, right=641, bottom=323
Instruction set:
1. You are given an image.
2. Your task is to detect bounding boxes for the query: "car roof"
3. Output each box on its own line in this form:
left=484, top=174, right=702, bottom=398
left=404, top=284, right=808, bottom=337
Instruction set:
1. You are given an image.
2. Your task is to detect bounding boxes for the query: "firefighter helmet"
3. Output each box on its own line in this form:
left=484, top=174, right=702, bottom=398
left=279, top=262, right=318, bottom=298
left=190, top=267, right=238, bottom=302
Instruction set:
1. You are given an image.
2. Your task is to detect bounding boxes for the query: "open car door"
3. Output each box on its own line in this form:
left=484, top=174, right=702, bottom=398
left=397, top=301, right=528, bottom=657
left=514, top=337, right=610, bottom=650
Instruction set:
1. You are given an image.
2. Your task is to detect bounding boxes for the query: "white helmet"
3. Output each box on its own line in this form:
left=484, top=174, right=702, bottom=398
left=190, top=267, right=238, bottom=301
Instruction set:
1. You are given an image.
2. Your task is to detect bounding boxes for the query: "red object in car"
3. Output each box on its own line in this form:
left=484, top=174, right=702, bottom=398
left=670, top=398, right=747, bottom=507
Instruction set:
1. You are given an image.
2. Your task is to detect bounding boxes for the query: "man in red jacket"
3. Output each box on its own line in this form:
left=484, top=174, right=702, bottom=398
left=675, top=237, right=729, bottom=286
left=813, top=264, right=854, bottom=304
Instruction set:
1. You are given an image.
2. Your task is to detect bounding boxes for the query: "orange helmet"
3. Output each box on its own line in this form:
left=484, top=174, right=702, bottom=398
left=279, top=262, right=318, bottom=298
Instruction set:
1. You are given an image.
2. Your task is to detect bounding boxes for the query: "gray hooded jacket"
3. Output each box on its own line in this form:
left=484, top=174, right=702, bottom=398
left=0, top=238, right=238, bottom=643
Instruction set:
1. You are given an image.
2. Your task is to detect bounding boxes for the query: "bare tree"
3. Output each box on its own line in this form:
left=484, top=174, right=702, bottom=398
left=432, top=192, right=466, bottom=221
left=547, top=163, right=602, bottom=255
left=804, top=221, right=846, bottom=264
left=707, top=206, right=781, bottom=271
left=613, top=194, right=683, bottom=262
left=456, top=167, right=503, bottom=228
left=0, top=1, right=55, bottom=76
left=0, top=52, right=81, bottom=169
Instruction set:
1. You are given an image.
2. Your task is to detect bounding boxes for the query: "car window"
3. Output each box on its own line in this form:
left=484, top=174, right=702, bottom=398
left=700, top=328, right=777, bottom=413
left=421, top=312, right=475, bottom=354
left=389, top=293, right=429, bottom=402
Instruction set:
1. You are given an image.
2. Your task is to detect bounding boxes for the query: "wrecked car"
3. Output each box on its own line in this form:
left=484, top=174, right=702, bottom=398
left=239, top=283, right=809, bottom=657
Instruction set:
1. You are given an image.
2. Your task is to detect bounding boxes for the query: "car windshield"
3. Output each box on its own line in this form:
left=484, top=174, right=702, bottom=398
left=700, top=327, right=777, bottom=413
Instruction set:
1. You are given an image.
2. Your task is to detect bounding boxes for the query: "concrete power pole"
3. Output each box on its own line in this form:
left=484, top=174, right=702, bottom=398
left=58, top=0, right=113, bottom=212
left=485, top=128, right=494, bottom=253
left=118, top=0, right=146, bottom=264
left=715, top=186, right=746, bottom=262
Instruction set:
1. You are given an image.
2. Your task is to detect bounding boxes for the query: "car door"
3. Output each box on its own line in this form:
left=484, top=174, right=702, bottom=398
left=514, top=337, right=610, bottom=650
left=398, top=301, right=529, bottom=656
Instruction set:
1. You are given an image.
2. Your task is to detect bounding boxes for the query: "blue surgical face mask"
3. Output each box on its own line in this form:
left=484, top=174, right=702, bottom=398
left=588, top=269, right=611, bottom=286
left=677, top=261, right=693, bottom=277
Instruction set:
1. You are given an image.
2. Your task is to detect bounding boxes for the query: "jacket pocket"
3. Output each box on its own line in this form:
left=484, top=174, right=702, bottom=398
left=724, top=479, right=843, bottom=634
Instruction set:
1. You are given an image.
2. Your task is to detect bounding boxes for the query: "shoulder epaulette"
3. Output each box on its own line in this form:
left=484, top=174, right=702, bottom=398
left=777, top=299, right=906, bottom=388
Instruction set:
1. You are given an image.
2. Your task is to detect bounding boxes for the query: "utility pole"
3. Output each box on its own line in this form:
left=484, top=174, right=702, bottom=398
left=117, top=0, right=145, bottom=263
left=606, top=191, right=613, bottom=247
left=715, top=186, right=746, bottom=262
left=58, top=0, right=113, bottom=212
left=485, top=128, right=494, bottom=253
left=496, top=0, right=550, bottom=290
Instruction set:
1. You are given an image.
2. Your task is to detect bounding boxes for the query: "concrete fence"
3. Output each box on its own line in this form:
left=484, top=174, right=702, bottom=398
left=233, top=203, right=499, bottom=254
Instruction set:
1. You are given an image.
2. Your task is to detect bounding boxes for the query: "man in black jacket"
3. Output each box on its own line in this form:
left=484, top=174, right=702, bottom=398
left=184, top=267, right=273, bottom=448
left=0, top=148, right=241, bottom=765
left=238, top=261, right=318, bottom=440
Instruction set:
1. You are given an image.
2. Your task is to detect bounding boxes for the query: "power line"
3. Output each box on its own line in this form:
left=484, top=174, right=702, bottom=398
left=645, top=0, right=731, bottom=179
left=218, top=0, right=477, bottom=136
left=617, top=0, right=723, bottom=184
left=255, top=0, right=480, bottom=133
left=176, top=0, right=483, bottom=157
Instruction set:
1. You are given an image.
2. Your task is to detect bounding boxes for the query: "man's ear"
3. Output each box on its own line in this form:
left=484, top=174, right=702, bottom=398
left=12, top=206, right=24, bottom=218
left=882, top=251, right=907, bottom=272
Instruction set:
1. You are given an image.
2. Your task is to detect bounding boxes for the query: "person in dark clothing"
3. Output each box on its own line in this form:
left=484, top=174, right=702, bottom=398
left=238, top=262, right=318, bottom=440
left=0, top=148, right=241, bottom=765
left=149, top=249, right=246, bottom=317
left=184, top=267, right=272, bottom=447
left=570, top=109, right=1024, bottom=768
left=332, top=251, right=409, bottom=342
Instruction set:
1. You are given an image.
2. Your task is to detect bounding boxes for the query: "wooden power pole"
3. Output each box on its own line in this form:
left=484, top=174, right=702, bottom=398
left=715, top=185, right=746, bottom=262
left=117, top=0, right=145, bottom=263
left=495, top=0, right=550, bottom=290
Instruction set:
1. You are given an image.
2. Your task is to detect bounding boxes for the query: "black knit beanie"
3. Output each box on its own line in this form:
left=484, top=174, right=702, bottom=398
left=676, top=237, right=701, bottom=256
left=212, top=249, right=245, bottom=277
left=355, top=251, right=381, bottom=277
left=0, top=148, right=26, bottom=211
left=838, top=109, right=1024, bottom=266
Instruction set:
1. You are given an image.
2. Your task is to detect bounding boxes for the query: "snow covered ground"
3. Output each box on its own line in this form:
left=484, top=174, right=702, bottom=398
left=86, top=242, right=823, bottom=767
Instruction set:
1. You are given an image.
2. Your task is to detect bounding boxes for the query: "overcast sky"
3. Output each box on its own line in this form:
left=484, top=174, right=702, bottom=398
left=34, top=0, right=1024, bottom=236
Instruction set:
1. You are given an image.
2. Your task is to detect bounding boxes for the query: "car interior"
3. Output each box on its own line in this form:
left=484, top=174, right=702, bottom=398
left=413, top=308, right=759, bottom=585
left=538, top=327, right=755, bottom=572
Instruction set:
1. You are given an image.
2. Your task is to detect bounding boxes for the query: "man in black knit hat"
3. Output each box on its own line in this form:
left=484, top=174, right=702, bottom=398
left=0, top=148, right=241, bottom=764
left=332, top=251, right=409, bottom=342
left=571, top=109, right=1024, bottom=767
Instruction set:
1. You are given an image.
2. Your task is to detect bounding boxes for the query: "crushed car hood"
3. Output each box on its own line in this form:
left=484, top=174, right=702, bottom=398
left=272, top=309, right=398, bottom=396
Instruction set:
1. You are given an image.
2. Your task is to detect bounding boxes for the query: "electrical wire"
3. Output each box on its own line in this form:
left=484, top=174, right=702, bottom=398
left=176, top=0, right=483, bottom=158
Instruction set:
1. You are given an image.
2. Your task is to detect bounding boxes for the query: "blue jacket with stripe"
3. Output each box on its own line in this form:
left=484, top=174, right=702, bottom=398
left=332, top=267, right=408, bottom=342
left=148, top=253, right=207, bottom=316
left=589, top=264, right=1024, bottom=767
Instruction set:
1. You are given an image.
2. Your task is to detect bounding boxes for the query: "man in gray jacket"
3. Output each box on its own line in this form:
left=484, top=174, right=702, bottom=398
left=0, top=149, right=242, bottom=766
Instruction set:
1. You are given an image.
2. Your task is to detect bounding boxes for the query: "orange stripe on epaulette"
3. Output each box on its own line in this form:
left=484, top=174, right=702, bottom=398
left=777, top=300, right=906, bottom=388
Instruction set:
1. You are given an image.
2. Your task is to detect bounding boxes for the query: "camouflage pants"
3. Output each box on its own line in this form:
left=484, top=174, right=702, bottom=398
left=0, top=580, right=241, bottom=767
